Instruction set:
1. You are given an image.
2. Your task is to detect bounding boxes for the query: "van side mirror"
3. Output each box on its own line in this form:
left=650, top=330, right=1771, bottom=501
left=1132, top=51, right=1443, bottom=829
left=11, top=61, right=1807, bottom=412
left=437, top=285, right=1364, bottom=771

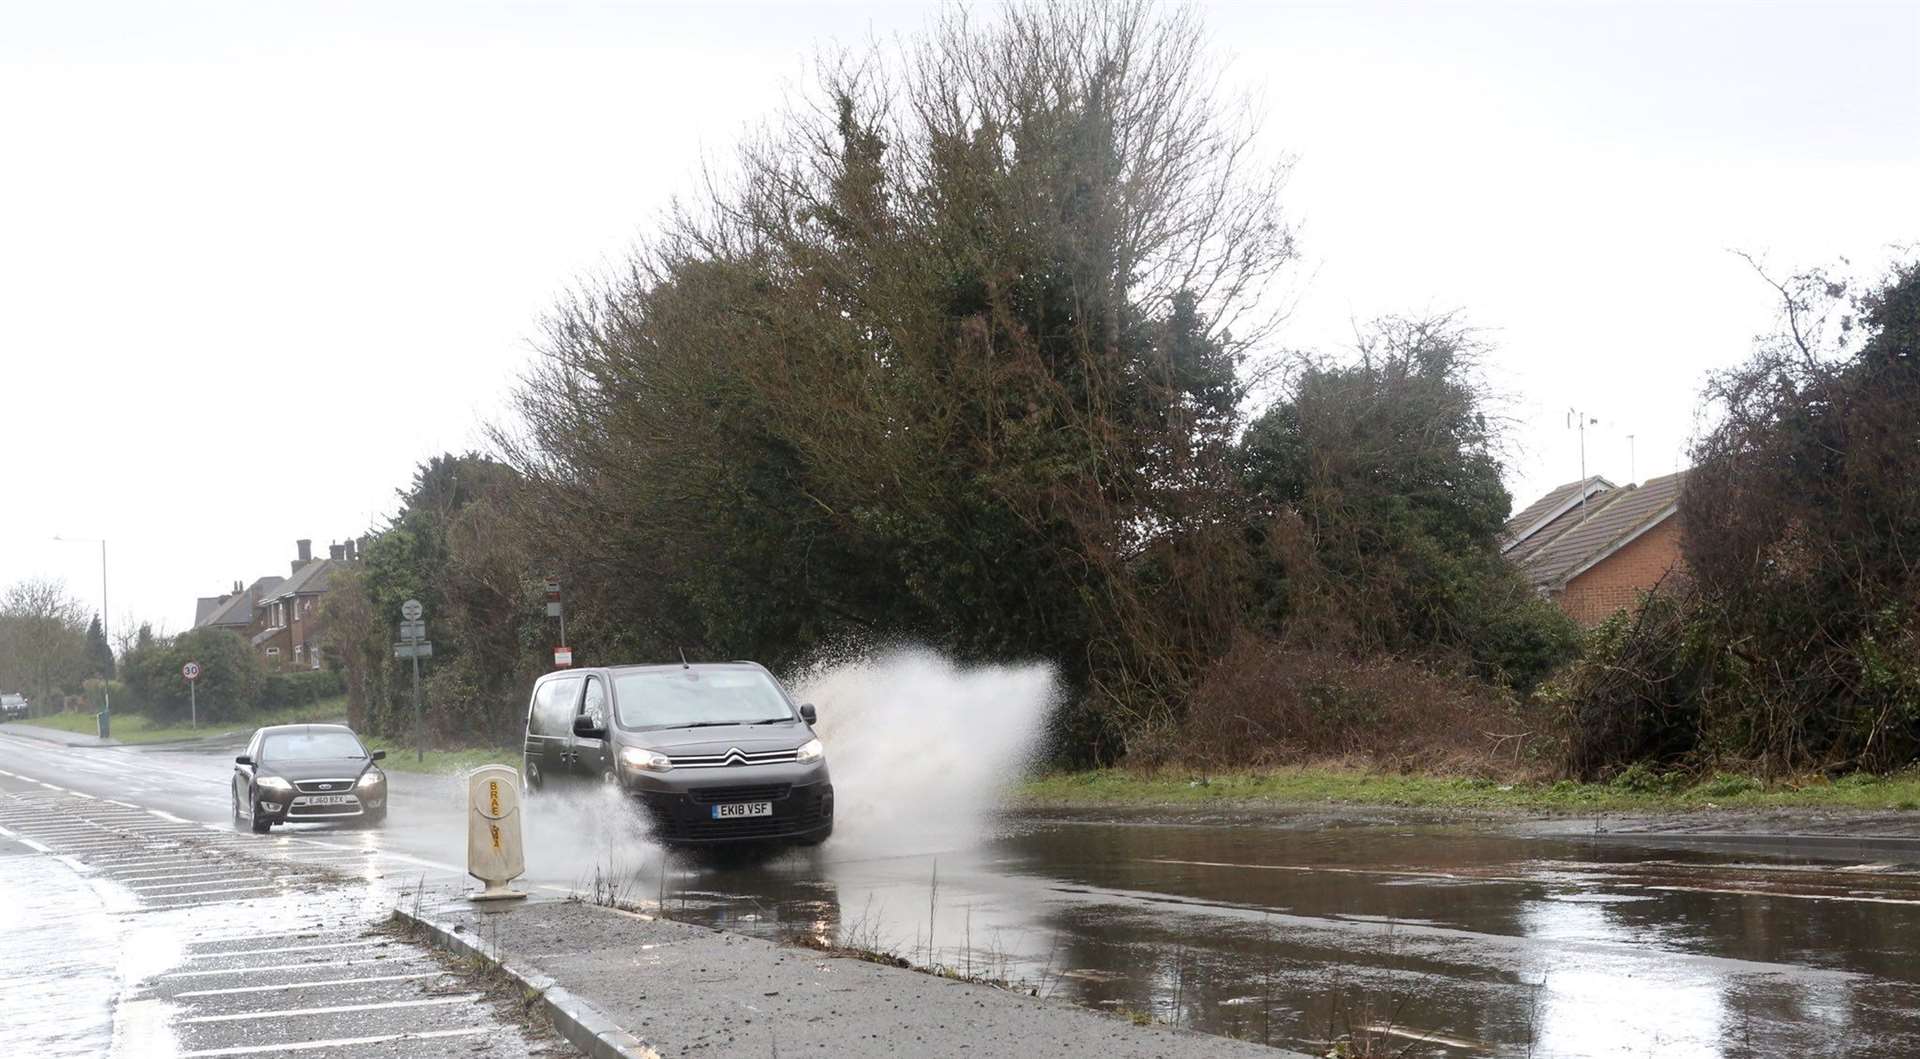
left=799, top=703, right=817, bottom=724
left=572, top=715, right=607, bottom=739
left=370, top=749, right=386, bottom=761
left=235, top=755, right=253, bottom=766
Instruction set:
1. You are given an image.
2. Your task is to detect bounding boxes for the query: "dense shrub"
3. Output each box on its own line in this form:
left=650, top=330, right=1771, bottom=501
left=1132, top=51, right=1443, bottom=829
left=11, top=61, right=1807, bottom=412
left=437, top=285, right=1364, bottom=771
left=1172, top=636, right=1555, bottom=774
left=260, top=670, right=345, bottom=710
left=122, top=627, right=265, bottom=723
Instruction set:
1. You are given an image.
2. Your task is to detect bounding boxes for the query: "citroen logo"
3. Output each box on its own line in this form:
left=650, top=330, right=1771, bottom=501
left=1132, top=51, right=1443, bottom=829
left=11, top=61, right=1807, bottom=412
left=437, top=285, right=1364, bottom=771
left=722, top=748, right=748, bottom=766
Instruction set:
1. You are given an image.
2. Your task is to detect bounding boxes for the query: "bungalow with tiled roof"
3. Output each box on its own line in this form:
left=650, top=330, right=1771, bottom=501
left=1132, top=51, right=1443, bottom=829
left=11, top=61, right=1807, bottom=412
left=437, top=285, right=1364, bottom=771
left=1503, top=471, right=1688, bottom=626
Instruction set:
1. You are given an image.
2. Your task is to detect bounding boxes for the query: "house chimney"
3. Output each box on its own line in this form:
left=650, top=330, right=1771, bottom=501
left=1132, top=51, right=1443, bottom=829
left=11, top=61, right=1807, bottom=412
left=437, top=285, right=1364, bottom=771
left=344, top=538, right=357, bottom=561
left=234, top=580, right=243, bottom=594
left=328, top=542, right=346, bottom=561
left=293, top=538, right=313, bottom=574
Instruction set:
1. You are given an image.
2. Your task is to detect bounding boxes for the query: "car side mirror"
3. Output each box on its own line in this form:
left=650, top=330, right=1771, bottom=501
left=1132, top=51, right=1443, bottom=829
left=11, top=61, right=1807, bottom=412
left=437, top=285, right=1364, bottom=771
left=370, top=749, right=386, bottom=761
left=235, top=755, right=253, bottom=766
left=572, top=715, right=606, bottom=739
left=799, top=703, right=817, bottom=724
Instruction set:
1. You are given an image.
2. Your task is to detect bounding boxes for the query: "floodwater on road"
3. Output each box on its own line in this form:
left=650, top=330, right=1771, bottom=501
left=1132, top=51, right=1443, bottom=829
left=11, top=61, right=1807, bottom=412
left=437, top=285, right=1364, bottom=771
left=4, top=729, right=1919, bottom=1058
left=655, top=817, right=1920, bottom=1057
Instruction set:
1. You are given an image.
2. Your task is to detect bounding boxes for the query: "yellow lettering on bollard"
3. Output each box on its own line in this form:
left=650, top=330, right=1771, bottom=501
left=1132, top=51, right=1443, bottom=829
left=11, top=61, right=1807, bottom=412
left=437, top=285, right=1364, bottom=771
left=489, top=822, right=501, bottom=850
left=488, top=780, right=500, bottom=817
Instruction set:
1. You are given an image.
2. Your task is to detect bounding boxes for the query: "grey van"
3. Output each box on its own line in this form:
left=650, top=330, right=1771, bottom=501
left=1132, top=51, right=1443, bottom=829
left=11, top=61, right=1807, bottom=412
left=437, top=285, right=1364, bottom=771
left=522, top=661, right=833, bottom=845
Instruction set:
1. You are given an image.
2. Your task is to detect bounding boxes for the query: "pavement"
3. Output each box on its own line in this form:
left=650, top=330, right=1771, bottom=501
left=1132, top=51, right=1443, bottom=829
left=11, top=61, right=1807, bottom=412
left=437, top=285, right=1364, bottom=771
left=404, top=896, right=1298, bottom=1058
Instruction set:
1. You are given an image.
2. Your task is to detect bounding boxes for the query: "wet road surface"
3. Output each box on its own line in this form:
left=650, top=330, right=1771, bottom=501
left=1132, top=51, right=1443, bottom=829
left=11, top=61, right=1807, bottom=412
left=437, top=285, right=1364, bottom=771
left=0, top=765, right=569, bottom=1058
left=3, top=726, right=1918, bottom=1057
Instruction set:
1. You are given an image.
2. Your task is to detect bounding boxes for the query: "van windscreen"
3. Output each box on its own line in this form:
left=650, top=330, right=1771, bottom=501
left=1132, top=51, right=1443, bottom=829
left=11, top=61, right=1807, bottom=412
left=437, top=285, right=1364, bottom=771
left=612, top=670, right=793, bottom=729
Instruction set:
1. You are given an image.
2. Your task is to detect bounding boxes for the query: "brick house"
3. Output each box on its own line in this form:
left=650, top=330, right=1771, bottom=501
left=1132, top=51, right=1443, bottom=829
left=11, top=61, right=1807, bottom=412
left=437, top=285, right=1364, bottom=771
left=1503, top=471, right=1688, bottom=626
left=195, top=538, right=359, bottom=671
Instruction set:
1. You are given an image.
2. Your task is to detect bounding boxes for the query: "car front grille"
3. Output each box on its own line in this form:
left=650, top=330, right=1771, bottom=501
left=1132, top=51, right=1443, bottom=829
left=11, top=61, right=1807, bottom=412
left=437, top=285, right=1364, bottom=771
left=293, top=778, right=357, bottom=794
left=666, top=747, right=800, bottom=769
left=687, top=783, right=791, bottom=805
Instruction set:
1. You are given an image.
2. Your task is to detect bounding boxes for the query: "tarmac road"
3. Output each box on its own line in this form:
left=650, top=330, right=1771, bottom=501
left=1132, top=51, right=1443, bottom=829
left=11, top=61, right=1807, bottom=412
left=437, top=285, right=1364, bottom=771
left=4, top=724, right=1920, bottom=1057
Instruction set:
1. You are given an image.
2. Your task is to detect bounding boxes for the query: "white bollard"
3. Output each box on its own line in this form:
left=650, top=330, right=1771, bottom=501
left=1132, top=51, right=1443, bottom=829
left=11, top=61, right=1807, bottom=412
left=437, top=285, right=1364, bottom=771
left=466, top=764, right=527, bottom=902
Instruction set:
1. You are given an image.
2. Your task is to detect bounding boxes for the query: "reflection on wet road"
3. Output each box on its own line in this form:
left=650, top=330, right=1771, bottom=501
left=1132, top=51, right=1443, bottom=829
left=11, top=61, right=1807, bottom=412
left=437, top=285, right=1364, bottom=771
left=3, top=728, right=1917, bottom=1057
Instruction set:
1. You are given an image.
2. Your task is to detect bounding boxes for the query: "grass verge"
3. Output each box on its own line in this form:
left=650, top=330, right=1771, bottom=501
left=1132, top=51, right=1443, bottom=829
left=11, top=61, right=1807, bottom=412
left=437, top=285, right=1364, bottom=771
left=16, top=698, right=349, bottom=744
left=1017, top=766, right=1920, bottom=813
left=362, top=737, right=519, bottom=776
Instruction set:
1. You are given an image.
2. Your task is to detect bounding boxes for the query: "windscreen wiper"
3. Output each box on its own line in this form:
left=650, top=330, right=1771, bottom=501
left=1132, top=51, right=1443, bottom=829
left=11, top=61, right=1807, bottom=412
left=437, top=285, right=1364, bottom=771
left=667, top=721, right=740, bottom=730
left=748, top=718, right=793, bottom=725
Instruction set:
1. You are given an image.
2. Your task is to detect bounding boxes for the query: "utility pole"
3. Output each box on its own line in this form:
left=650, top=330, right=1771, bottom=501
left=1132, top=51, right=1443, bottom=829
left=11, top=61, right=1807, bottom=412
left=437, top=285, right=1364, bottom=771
left=1626, top=434, right=1637, bottom=484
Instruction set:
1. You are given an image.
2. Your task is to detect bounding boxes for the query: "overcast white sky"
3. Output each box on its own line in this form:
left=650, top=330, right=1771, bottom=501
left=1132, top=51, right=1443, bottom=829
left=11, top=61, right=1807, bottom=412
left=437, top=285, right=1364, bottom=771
left=2, top=0, right=1916, bottom=633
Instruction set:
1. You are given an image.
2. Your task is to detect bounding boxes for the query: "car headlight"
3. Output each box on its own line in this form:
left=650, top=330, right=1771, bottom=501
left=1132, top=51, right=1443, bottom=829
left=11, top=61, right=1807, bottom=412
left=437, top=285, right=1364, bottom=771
left=795, top=737, right=825, bottom=764
left=357, top=770, right=383, bottom=788
left=620, top=747, right=673, bottom=773
left=256, top=775, right=293, bottom=792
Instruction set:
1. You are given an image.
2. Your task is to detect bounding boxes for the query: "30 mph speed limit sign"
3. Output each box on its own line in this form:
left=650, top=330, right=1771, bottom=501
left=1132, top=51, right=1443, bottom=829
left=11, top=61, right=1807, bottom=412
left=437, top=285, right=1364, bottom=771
left=182, top=661, right=202, bottom=682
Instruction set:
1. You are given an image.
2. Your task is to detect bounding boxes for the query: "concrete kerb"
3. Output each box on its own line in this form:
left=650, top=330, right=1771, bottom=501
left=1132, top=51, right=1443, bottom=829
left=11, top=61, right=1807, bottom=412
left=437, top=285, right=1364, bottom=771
left=392, top=903, right=661, bottom=1059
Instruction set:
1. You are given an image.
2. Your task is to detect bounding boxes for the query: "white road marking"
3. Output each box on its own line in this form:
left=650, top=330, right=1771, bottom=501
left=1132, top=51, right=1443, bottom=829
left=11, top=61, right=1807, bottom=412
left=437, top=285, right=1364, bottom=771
left=129, top=877, right=275, bottom=893
left=186, top=940, right=372, bottom=959
left=179, top=993, right=481, bottom=1024
left=148, top=808, right=191, bottom=823
left=178, top=1026, right=490, bottom=1056
left=117, top=868, right=268, bottom=883
left=162, top=955, right=432, bottom=980
left=145, top=885, right=275, bottom=901
left=174, top=971, right=443, bottom=997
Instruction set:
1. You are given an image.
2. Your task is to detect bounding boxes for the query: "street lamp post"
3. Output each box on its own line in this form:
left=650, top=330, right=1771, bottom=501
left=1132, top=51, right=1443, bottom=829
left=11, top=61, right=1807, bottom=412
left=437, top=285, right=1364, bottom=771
left=53, top=535, right=110, bottom=739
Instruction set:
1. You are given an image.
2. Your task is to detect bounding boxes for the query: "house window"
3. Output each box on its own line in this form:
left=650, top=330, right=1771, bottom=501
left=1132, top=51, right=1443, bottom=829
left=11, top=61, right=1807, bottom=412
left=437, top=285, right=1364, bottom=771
left=294, top=644, right=304, bottom=659
left=266, top=646, right=281, bottom=656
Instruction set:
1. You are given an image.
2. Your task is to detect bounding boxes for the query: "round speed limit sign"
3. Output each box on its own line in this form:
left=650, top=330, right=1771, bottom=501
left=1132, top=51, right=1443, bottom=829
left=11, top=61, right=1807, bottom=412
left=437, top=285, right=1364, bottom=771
left=182, top=661, right=202, bottom=682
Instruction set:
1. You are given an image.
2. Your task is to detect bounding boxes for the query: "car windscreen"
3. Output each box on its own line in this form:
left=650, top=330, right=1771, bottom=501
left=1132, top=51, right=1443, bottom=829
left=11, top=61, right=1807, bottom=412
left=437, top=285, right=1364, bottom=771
left=261, top=730, right=366, bottom=761
left=613, top=670, right=793, bottom=729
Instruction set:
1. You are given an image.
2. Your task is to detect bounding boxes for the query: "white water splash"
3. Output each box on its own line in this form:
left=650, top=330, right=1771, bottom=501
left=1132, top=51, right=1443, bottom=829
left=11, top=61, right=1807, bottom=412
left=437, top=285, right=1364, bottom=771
left=794, top=646, right=1060, bottom=854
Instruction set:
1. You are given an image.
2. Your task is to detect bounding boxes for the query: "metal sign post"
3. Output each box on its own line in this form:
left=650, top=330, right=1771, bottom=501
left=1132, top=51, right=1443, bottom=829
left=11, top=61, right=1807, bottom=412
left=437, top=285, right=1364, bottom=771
left=399, top=600, right=426, bottom=764
left=182, top=661, right=201, bottom=729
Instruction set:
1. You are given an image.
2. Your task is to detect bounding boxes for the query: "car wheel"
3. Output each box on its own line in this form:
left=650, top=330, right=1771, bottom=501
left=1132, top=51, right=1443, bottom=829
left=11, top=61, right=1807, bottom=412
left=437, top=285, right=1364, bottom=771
left=362, top=807, right=387, bottom=829
left=250, top=798, right=272, bottom=834
left=231, top=785, right=245, bottom=832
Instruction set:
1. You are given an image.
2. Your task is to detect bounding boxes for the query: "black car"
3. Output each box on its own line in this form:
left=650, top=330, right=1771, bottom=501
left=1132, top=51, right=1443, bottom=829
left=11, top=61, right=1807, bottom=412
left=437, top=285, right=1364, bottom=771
left=233, top=723, right=388, bottom=833
left=523, top=662, right=832, bottom=846
left=0, top=693, right=28, bottom=721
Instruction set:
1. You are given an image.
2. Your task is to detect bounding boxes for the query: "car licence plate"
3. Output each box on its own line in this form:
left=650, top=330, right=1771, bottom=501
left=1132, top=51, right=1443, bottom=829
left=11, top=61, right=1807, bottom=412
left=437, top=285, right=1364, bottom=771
left=295, top=794, right=357, bottom=806
left=712, top=801, right=773, bottom=819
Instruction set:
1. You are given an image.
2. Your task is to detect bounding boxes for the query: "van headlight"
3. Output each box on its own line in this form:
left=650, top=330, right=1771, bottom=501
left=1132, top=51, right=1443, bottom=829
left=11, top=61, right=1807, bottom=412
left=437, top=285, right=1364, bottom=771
left=621, top=747, right=673, bottom=773
left=795, top=738, right=825, bottom=764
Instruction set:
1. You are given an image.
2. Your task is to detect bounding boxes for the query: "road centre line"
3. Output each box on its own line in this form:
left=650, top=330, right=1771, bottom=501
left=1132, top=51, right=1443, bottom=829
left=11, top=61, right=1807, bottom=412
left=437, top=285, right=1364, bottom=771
left=179, top=994, right=481, bottom=1024
left=177, top=1026, right=491, bottom=1056
left=174, top=971, right=444, bottom=998
left=162, top=955, right=433, bottom=979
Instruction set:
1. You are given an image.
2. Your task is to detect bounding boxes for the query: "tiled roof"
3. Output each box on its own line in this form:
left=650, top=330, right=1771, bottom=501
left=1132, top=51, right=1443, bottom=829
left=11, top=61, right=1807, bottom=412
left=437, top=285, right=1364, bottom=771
left=1518, top=471, right=1687, bottom=589
left=260, top=560, right=340, bottom=603
left=1502, top=476, right=1612, bottom=552
left=194, top=575, right=285, bottom=629
left=194, top=597, right=226, bottom=627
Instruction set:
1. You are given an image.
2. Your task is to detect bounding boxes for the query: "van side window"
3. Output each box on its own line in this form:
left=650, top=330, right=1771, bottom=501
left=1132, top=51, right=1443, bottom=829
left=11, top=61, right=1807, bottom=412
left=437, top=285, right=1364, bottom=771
left=532, top=678, right=581, bottom=737
left=581, top=677, right=607, bottom=729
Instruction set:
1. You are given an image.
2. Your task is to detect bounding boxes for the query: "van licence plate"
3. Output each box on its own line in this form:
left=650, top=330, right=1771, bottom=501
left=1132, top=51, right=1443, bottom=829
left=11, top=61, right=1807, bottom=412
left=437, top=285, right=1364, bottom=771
left=712, top=801, right=773, bottom=819
left=295, top=794, right=357, bottom=806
